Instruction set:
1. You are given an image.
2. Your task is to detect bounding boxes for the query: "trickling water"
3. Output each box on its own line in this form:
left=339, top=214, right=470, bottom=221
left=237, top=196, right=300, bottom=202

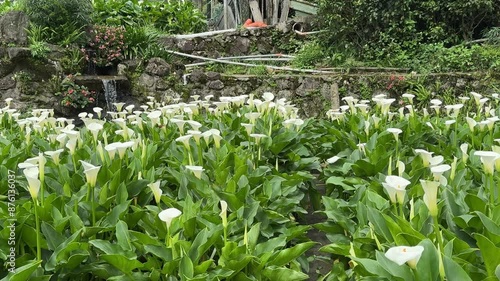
left=102, top=79, right=117, bottom=111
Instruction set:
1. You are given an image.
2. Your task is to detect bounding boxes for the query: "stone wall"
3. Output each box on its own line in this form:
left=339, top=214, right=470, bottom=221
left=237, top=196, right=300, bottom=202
left=128, top=58, right=497, bottom=117
left=158, top=22, right=304, bottom=58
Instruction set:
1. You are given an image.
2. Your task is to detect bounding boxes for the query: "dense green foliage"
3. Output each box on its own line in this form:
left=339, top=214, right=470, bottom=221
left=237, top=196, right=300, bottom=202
left=317, top=0, right=500, bottom=70
left=21, top=0, right=92, bottom=44
left=92, top=0, right=206, bottom=34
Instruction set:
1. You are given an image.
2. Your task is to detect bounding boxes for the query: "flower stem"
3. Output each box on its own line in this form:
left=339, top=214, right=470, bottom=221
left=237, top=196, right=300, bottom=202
left=392, top=204, right=398, bottom=217
left=91, top=186, right=96, bottom=226
left=432, top=215, right=444, bottom=254
left=223, top=226, right=228, bottom=248
left=488, top=174, right=495, bottom=214
left=166, top=227, right=171, bottom=248
left=72, top=154, right=77, bottom=172
left=186, top=146, right=193, bottom=165
left=197, top=144, right=203, bottom=166
left=34, top=199, right=41, bottom=262
left=398, top=202, right=404, bottom=220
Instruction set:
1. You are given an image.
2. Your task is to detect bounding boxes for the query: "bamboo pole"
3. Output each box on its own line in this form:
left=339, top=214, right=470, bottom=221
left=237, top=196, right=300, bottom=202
left=219, top=54, right=296, bottom=59
left=173, top=29, right=237, bottom=39
left=166, top=49, right=337, bottom=74
left=185, top=54, right=295, bottom=67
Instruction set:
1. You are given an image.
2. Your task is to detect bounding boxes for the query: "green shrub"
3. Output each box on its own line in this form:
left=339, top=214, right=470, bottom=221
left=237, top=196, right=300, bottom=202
left=92, top=0, right=146, bottom=26
left=317, top=0, right=500, bottom=61
left=21, top=0, right=92, bottom=44
left=29, top=41, right=50, bottom=60
left=0, top=0, right=24, bottom=15
left=60, top=47, right=85, bottom=74
left=292, top=41, right=324, bottom=69
left=150, top=1, right=206, bottom=34
left=92, top=0, right=206, bottom=34
left=124, top=24, right=163, bottom=60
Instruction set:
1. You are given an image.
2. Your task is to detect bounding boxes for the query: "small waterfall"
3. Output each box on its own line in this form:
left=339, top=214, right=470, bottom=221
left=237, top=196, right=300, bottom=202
left=102, top=79, right=117, bottom=111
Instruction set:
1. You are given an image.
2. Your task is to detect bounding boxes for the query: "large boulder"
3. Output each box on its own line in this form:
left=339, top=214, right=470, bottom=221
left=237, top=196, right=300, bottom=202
left=0, top=11, right=29, bottom=46
left=145, top=58, right=171, bottom=77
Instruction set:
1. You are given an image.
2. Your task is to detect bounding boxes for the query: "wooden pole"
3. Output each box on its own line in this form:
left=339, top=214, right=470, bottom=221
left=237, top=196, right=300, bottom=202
left=272, top=0, right=278, bottom=24
left=224, top=0, right=228, bottom=29
left=280, top=0, right=290, bottom=22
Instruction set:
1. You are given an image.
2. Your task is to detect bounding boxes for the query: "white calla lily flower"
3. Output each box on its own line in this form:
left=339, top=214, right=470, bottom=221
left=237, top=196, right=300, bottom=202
left=385, top=245, right=424, bottom=269
left=383, top=175, right=410, bottom=204
left=159, top=208, right=182, bottom=228
left=80, top=161, right=101, bottom=188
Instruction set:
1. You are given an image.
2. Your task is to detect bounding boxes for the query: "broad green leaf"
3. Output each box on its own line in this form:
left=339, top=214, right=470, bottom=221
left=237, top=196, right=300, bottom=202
left=89, top=239, right=135, bottom=258
left=247, top=222, right=261, bottom=253
left=416, top=239, right=440, bottom=281
left=180, top=255, right=194, bottom=280
left=326, top=176, right=355, bottom=191
left=443, top=255, right=473, bottom=281
left=269, top=242, right=316, bottom=267
left=102, top=201, right=131, bottom=227
left=100, top=254, right=143, bottom=273
left=144, top=244, right=172, bottom=261
left=351, top=257, right=393, bottom=279
left=262, top=266, right=309, bottom=281
left=254, top=236, right=287, bottom=256
left=376, top=251, right=414, bottom=281
left=475, top=211, right=500, bottom=243
left=116, top=220, right=133, bottom=251
left=188, top=228, right=216, bottom=263
left=41, top=222, right=64, bottom=251
left=475, top=234, right=500, bottom=278
left=367, top=207, right=393, bottom=243
left=45, top=229, right=83, bottom=271
left=1, top=260, right=41, bottom=281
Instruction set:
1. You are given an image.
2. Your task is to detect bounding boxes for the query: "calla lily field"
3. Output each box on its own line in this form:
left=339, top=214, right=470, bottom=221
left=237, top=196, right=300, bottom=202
left=1, top=91, right=500, bottom=280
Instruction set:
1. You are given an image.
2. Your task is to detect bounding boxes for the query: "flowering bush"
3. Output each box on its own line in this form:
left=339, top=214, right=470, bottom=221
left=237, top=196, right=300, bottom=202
left=83, top=25, right=127, bottom=67
left=55, top=74, right=96, bottom=108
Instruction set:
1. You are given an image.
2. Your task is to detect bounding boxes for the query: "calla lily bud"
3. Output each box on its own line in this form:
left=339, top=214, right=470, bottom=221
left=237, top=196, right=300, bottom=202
left=220, top=200, right=228, bottom=229
left=148, top=181, right=162, bottom=204
left=24, top=167, right=41, bottom=200
left=460, top=143, right=469, bottom=164
left=420, top=180, right=440, bottom=217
